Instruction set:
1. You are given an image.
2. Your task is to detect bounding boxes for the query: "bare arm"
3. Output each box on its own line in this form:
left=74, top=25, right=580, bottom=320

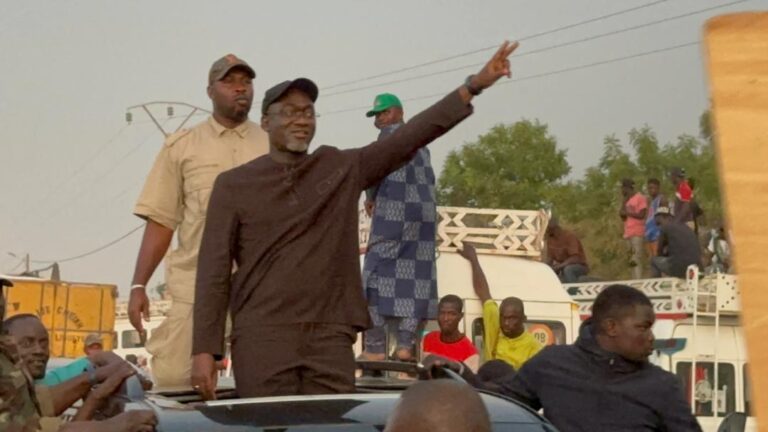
left=48, top=357, right=134, bottom=416
left=128, top=219, right=173, bottom=333
left=458, top=244, right=492, bottom=303
left=46, top=375, right=90, bottom=416
left=464, top=354, right=480, bottom=373
left=554, top=255, right=582, bottom=270
left=60, top=410, right=157, bottom=432
left=71, top=365, right=135, bottom=421
left=131, top=219, right=173, bottom=287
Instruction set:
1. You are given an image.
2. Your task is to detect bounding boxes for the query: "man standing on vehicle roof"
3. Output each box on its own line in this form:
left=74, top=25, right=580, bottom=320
left=361, top=92, right=438, bottom=363
left=191, top=41, right=520, bottom=399
left=127, top=54, right=269, bottom=387
left=620, top=178, right=648, bottom=279
left=458, top=244, right=542, bottom=371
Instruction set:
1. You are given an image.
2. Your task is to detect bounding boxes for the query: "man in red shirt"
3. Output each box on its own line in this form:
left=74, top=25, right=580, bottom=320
left=422, top=295, right=479, bottom=372
left=669, top=167, right=695, bottom=231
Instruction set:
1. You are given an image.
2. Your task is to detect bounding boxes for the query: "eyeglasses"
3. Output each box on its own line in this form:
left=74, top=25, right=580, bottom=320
left=269, top=106, right=319, bottom=120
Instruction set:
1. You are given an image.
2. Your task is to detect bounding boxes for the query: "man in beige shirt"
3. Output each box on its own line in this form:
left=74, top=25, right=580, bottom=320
left=128, top=54, right=269, bottom=387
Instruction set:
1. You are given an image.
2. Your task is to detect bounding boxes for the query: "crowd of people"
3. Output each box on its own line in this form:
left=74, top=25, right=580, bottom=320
left=545, top=170, right=730, bottom=283
left=0, top=40, right=713, bottom=431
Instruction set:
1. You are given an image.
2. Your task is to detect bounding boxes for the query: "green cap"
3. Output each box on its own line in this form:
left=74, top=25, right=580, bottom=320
left=365, top=93, right=402, bottom=117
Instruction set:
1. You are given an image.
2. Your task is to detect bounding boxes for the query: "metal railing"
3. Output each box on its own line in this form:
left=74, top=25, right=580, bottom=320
left=360, top=206, right=549, bottom=258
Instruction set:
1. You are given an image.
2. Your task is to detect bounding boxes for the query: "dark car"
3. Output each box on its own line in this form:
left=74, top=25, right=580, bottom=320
left=111, top=362, right=558, bottom=431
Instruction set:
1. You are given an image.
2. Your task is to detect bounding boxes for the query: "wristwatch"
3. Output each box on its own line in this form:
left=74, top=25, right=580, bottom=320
left=464, top=75, right=483, bottom=96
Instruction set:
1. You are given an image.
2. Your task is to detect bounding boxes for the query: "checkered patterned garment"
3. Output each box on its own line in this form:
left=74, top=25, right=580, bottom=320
left=363, top=124, right=438, bottom=320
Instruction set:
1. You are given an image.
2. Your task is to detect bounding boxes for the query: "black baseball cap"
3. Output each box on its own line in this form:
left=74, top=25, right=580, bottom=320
left=261, top=78, right=319, bottom=115
left=0, top=278, right=13, bottom=288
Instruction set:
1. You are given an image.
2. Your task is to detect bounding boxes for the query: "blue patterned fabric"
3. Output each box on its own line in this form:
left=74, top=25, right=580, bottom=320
left=363, top=123, right=438, bottom=320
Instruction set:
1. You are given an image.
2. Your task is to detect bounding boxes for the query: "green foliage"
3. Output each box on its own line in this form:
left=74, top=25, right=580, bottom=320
left=437, top=115, right=722, bottom=280
left=437, top=120, right=571, bottom=209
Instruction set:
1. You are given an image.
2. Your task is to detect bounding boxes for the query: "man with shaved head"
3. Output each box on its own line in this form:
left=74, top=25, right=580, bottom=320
left=385, top=380, right=491, bottom=432
left=458, top=244, right=541, bottom=370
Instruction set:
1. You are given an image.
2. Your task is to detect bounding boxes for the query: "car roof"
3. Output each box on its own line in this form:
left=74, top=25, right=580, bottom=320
left=145, top=391, right=552, bottom=431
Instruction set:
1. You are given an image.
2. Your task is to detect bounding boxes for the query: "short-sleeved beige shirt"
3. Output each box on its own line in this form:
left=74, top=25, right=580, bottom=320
left=134, top=116, right=269, bottom=304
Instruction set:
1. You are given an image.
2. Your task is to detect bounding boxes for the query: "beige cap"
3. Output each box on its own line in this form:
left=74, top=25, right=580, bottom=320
left=209, top=54, right=255, bottom=84
left=84, top=333, right=103, bottom=347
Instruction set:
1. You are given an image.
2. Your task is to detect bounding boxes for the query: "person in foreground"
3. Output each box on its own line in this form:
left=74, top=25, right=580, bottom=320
left=501, top=284, right=701, bottom=431
left=423, top=285, right=701, bottom=431
left=384, top=380, right=491, bottom=432
left=192, top=41, right=520, bottom=399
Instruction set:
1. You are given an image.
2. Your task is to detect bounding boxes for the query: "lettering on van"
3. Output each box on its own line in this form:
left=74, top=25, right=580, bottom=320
left=34, top=306, right=86, bottom=330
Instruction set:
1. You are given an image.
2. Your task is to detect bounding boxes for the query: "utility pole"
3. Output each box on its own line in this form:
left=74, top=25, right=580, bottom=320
left=7, top=252, right=30, bottom=274
left=125, top=101, right=210, bottom=137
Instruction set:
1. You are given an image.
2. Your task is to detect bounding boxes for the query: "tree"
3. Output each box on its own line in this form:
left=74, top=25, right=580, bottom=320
left=560, top=124, right=722, bottom=280
left=437, top=120, right=571, bottom=209
left=437, top=114, right=722, bottom=281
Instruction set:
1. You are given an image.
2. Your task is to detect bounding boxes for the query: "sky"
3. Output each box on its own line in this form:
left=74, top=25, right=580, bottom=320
left=0, top=0, right=763, bottom=298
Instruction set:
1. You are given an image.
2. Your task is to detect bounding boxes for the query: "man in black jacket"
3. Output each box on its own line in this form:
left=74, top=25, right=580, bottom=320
left=500, top=284, right=701, bottom=431
left=423, top=284, right=701, bottom=431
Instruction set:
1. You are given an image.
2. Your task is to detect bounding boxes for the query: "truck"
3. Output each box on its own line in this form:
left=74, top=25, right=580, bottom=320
left=1, top=274, right=117, bottom=358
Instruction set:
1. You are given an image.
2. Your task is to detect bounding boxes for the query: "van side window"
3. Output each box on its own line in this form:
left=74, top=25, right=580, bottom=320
left=744, top=364, right=751, bottom=416
left=472, top=318, right=485, bottom=360
left=121, top=330, right=147, bottom=349
left=676, top=362, right=736, bottom=417
left=526, top=320, right=566, bottom=346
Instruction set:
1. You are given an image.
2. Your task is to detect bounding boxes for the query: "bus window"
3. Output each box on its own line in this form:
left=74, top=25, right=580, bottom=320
left=472, top=318, right=485, bottom=360
left=676, top=362, right=736, bottom=417
left=121, top=330, right=146, bottom=349
left=526, top=321, right=566, bottom=346
left=744, top=364, right=752, bottom=416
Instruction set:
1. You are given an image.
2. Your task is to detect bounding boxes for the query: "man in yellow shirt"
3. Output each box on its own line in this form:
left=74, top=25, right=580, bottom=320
left=458, top=244, right=542, bottom=370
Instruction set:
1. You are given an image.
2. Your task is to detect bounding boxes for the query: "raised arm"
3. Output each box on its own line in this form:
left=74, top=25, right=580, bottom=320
left=458, top=243, right=492, bottom=303
left=358, top=41, right=519, bottom=190
left=191, top=174, right=238, bottom=400
left=129, top=144, right=182, bottom=335
left=128, top=220, right=173, bottom=334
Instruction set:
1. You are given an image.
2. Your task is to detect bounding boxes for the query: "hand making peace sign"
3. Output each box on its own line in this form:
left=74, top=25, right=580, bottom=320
left=471, top=41, right=520, bottom=92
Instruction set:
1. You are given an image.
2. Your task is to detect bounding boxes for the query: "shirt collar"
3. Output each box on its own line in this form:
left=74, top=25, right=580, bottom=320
left=208, top=116, right=251, bottom=138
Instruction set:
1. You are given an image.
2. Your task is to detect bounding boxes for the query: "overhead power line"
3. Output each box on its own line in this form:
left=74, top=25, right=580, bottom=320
left=323, top=0, right=748, bottom=98
left=321, top=41, right=700, bottom=117
left=320, top=0, right=669, bottom=91
left=31, top=224, right=144, bottom=264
